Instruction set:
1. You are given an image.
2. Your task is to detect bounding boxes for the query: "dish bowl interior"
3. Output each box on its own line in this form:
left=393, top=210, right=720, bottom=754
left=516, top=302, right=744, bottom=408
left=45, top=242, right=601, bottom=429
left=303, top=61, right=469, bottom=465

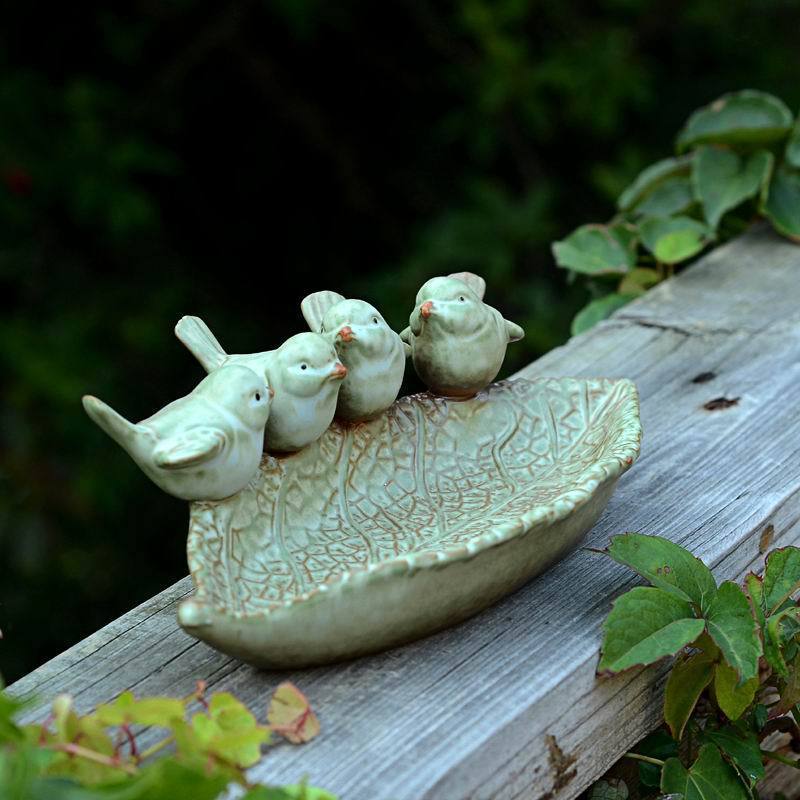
left=185, top=377, right=641, bottom=617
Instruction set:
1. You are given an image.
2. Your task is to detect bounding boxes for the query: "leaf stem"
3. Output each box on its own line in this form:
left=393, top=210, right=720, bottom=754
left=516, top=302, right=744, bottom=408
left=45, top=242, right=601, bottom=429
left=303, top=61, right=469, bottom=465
left=138, top=734, right=175, bottom=762
left=762, top=749, right=800, bottom=769
left=624, top=752, right=665, bottom=767
left=121, top=723, right=139, bottom=761
left=52, top=742, right=137, bottom=775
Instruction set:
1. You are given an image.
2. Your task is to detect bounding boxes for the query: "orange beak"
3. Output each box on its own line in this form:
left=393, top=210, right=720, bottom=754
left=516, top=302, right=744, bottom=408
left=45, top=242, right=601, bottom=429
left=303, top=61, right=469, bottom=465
left=268, top=387, right=275, bottom=399
left=330, top=362, right=348, bottom=380
left=420, top=300, right=434, bottom=319
left=337, top=325, right=355, bottom=343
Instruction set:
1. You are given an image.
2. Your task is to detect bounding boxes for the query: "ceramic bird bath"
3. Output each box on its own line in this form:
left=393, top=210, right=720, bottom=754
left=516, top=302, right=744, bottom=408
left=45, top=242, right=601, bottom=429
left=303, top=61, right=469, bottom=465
left=83, top=270, right=641, bottom=668
left=178, top=376, right=641, bottom=667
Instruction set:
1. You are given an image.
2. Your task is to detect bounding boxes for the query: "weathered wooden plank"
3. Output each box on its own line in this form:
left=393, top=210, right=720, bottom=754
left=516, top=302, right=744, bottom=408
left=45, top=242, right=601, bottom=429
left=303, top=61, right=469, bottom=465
left=10, top=227, right=800, bottom=799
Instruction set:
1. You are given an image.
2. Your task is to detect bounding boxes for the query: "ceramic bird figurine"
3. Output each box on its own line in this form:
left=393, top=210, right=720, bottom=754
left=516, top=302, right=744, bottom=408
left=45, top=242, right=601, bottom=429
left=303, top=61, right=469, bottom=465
left=400, top=271, right=524, bottom=397
left=82, top=365, right=272, bottom=501
left=301, top=291, right=409, bottom=422
left=175, top=316, right=346, bottom=452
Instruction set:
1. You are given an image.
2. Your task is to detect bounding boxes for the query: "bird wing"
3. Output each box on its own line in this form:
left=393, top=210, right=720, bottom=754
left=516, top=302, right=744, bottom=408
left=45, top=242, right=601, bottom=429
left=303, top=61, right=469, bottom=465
left=175, top=316, right=228, bottom=372
left=153, top=427, right=226, bottom=469
left=505, top=319, right=525, bottom=342
left=301, top=290, right=346, bottom=332
left=449, top=271, right=486, bottom=300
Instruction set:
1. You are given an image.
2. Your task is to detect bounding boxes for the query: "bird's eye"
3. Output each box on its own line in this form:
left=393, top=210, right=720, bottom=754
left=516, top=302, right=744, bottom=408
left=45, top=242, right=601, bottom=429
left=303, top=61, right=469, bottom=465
left=459, top=296, right=465, bottom=302
left=372, top=316, right=379, bottom=324
left=300, top=363, right=308, bottom=370
left=255, top=392, right=261, bottom=402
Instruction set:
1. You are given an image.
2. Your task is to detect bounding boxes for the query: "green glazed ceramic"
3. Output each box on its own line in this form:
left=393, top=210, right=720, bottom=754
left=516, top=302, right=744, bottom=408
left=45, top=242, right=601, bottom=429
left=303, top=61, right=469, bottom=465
left=301, top=290, right=409, bottom=423
left=82, top=365, right=273, bottom=501
left=400, top=271, right=525, bottom=398
left=178, top=376, right=641, bottom=667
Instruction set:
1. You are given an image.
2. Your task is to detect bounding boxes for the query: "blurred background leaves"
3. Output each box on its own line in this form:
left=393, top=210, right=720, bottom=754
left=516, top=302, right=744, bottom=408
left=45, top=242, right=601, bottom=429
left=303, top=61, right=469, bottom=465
left=1, top=0, right=798, bottom=681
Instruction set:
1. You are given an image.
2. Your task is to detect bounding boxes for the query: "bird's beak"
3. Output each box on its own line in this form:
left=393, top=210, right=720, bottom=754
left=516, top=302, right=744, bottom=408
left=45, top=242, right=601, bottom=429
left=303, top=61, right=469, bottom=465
left=337, top=325, right=355, bottom=343
left=420, top=300, right=434, bottom=319
left=268, top=387, right=275, bottom=399
left=329, top=362, right=348, bottom=380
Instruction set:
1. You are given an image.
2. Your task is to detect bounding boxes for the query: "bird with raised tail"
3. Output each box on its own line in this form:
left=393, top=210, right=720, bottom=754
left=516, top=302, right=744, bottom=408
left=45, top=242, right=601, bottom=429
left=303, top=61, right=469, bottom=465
left=301, top=291, right=409, bottom=422
left=82, top=365, right=272, bottom=501
left=400, top=271, right=524, bottom=397
left=175, top=316, right=346, bottom=452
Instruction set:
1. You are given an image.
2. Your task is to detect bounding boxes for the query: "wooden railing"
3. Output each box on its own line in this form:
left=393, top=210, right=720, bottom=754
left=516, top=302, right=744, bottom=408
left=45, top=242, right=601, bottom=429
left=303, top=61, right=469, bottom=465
left=10, top=226, right=800, bottom=799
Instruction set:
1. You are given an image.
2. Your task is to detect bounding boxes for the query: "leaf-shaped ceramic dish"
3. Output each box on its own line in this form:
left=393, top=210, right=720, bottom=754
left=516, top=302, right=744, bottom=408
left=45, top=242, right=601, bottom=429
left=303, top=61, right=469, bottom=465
left=178, top=377, right=641, bottom=667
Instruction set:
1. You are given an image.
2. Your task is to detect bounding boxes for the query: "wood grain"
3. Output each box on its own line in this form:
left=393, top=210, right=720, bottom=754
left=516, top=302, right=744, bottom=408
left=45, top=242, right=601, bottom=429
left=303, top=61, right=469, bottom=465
left=9, top=226, right=800, bottom=799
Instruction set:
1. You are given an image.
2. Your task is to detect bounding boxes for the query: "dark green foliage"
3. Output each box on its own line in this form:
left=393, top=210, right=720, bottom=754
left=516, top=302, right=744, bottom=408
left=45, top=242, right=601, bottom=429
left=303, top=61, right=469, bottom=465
left=2, top=2, right=800, bottom=682
left=554, top=88, right=800, bottom=330
left=595, top=538, right=800, bottom=798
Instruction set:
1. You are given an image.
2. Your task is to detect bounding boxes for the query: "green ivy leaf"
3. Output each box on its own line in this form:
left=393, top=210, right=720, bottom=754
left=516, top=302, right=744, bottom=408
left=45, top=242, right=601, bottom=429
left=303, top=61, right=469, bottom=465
left=706, top=582, right=762, bottom=683
left=598, top=587, right=704, bottom=674
left=0, top=749, right=74, bottom=800
left=94, top=692, right=185, bottom=728
left=618, top=267, right=661, bottom=297
left=0, top=690, right=27, bottom=744
left=692, top=147, right=773, bottom=229
left=639, top=216, right=711, bottom=264
left=617, top=156, right=693, bottom=211
left=570, top=293, right=635, bottom=336
left=762, top=548, right=800, bottom=614
left=661, top=744, right=750, bottom=799
left=191, top=717, right=268, bottom=769
left=703, top=726, right=764, bottom=786
left=763, top=622, right=786, bottom=678
left=633, top=177, right=694, bottom=217
left=745, top=573, right=766, bottom=627
left=765, top=606, right=800, bottom=678
left=3, top=757, right=232, bottom=800
left=777, top=652, right=800, bottom=714
left=763, top=166, right=800, bottom=241
left=243, top=787, right=338, bottom=800
left=109, top=758, right=231, bottom=800
left=676, top=90, right=794, bottom=152
left=1, top=687, right=331, bottom=800
left=208, top=692, right=258, bottom=728
left=785, top=116, right=800, bottom=169
left=552, top=223, right=637, bottom=276
left=242, top=789, right=299, bottom=800
left=714, top=660, right=758, bottom=721
left=636, top=729, right=679, bottom=788
left=664, top=649, right=715, bottom=739
left=188, top=691, right=271, bottom=768
left=606, top=533, right=718, bottom=612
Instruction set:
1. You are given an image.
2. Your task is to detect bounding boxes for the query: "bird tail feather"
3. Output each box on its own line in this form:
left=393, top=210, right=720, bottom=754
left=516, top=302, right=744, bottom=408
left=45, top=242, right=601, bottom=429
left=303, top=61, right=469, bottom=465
left=175, top=316, right=228, bottom=372
left=82, top=395, right=140, bottom=453
left=301, top=290, right=346, bottom=332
